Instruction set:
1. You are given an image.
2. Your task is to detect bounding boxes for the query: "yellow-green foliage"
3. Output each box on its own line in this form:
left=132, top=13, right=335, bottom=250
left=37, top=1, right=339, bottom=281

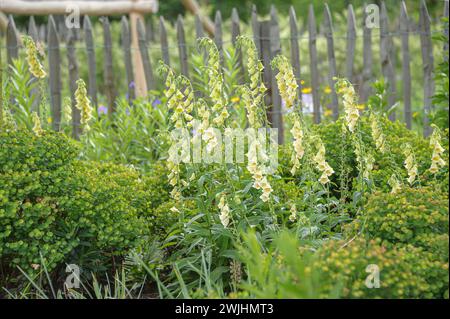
left=0, top=128, right=154, bottom=277
left=313, top=238, right=448, bottom=298
left=363, top=187, right=449, bottom=259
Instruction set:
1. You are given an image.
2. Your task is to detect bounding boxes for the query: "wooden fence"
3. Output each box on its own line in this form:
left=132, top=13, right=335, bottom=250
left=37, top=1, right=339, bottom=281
left=1, top=0, right=449, bottom=140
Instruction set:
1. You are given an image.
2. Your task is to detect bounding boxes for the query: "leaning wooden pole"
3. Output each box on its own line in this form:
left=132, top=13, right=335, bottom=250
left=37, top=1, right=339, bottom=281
left=0, top=0, right=158, bottom=15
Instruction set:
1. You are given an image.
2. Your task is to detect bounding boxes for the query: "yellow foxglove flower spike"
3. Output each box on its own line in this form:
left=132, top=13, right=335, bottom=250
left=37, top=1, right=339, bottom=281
left=335, top=78, right=359, bottom=133
left=313, top=139, right=334, bottom=185
left=271, top=55, right=298, bottom=109
left=218, top=195, right=231, bottom=228
left=23, top=35, right=47, bottom=79
left=403, top=144, right=418, bottom=185
left=75, top=79, right=93, bottom=132
left=429, top=127, right=446, bottom=174
left=369, top=112, right=387, bottom=153
left=31, top=112, right=43, bottom=136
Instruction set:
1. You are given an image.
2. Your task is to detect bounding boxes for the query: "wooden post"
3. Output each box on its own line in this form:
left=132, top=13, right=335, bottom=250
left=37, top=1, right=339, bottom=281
left=251, top=5, right=260, bottom=57
left=6, top=16, right=19, bottom=66
left=380, top=1, right=396, bottom=121
left=214, top=10, right=223, bottom=66
left=444, top=0, right=449, bottom=61
left=177, top=15, right=189, bottom=78
left=121, top=16, right=135, bottom=102
left=345, top=4, right=356, bottom=82
left=67, top=28, right=81, bottom=138
left=289, top=6, right=302, bottom=110
left=308, top=5, right=321, bottom=124
left=47, top=15, right=61, bottom=131
left=419, top=0, right=434, bottom=137
left=360, top=3, right=373, bottom=103
left=130, top=0, right=148, bottom=97
left=323, top=4, right=339, bottom=120
left=260, top=21, right=272, bottom=124
left=83, top=16, right=98, bottom=107
left=270, top=5, right=284, bottom=144
left=400, top=1, right=412, bottom=129
left=231, top=8, right=244, bottom=83
left=29, top=16, right=41, bottom=114
left=102, top=17, right=116, bottom=113
left=195, top=14, right=204, bottom=39
left=146, top=15, right=155, bottom=43
left=160, top=16, right=170, bottom=66
left=137, top=18, right=155, bottom=90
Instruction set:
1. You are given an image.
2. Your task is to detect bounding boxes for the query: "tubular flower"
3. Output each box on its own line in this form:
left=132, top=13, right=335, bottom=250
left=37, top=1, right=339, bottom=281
left=290, top=115, right=305, bottom=175
left=403, top=144, right=418, bottom=185
left=429, top=128, right=446, bottom=174
left=240, top=86, right=261, bottom=128
left=259, top=176, right=273, bottom=202
left=23, top=35, right=46, bottom=79
left=369, top=113, right=387, bottom=153
left=353, top=139, right=374, bottom=179
left=31, top=112, right=43, bottom=136
left=247, top=139, right=272, bottom=202
left=271, top=55, right=298, bottom=109
left=289, top=204, right=297, bottom=222
left=75, top=79, right=93, bottom=131
left=218, top=195, right=231, bottom=228
left=313, top=139, right=334, bottom=185
left=198, top=38, right=229, bottom=126
left=237, top=36, right=266, bottom=128
left=388, top=174, right=402, bottom=194
left=62, top=97, right=72, bottom=124
left=159, top=62, right=185, bottom=129
left=335, top=78, right=359, bottom=133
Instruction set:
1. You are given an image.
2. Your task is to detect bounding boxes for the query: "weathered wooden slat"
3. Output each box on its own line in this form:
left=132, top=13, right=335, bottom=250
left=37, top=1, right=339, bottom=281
left=360, top=3, right=373, bottom=103
left=67, top=28, right=81, bottom=138
left=231, top=8, right=244, bottom=83
left=28, top=16, right=41, bottom=114
left=214, top=10, right=223, bottom=66
left=195, top=14, right=204, bottom=39
left=28, top=16, right=39, bottom=41
left=260, top=21, right=272, bottom=124
left=443, top=0, right=449, bottom=62
left=159, top=16, right=170, bottom=66
left=251, top=4, right=260, bottom=56
left=345, top=4, right=356, bottom=82
left=308, top=5, right=320, bottom=124
left=121, top=16, right=135, bottom=102
left=400, top=1, right=412, bottom=129
left=145, top=15, right=155, bottom=43
left=83, top=16, right=98, bottom=107
left=102, top=17, right=116, bottom=114
left=380, top=1, right=396, bottom=121
left=289, top=6, right=302, bottom=110
left=47, top=15, right=61, bottom=131
left=6, top=15, right=19, bottom=66
left=323, top=4, right=339, bottom=120
left=270, top=5, right=284, bottom=144
left=419, top=0, right=434, bottom=137
left=176, top=15, right=189, bottom=78
left=137, top=18, right=155, bottom=90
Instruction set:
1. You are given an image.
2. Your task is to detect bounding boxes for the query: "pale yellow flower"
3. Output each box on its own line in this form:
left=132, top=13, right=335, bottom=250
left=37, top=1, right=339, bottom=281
left=23, top=35, right=46, bottom=79
left=31, top=112, right=43, bottom=136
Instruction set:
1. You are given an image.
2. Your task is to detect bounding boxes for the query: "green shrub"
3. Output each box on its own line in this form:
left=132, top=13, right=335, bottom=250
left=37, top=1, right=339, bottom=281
left=237, top=231, right=448, bottom=299
left=0, top=129, right=153, bottom=282
left=313, top=238, right=448, bottom=298
left=363, top=187, right=449, bottom=259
